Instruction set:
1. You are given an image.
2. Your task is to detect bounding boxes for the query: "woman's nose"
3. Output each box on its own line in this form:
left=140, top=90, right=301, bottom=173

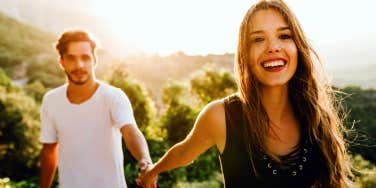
left=267, top=39, right=281, bottom=53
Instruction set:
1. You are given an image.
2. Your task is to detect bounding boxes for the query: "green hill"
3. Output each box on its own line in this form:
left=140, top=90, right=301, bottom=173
left=0, top=11, right=64, bottom=87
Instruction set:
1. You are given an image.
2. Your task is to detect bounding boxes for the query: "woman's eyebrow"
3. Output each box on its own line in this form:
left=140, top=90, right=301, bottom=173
left=250, top=26, right=290, bottom=35
left=278, top=26, right=291, bottom=31
left=250, top=30, right=263, bottom=35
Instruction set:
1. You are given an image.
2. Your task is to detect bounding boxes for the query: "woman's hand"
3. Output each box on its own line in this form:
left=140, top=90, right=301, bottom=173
left=136, top=164, right=158, bottom=188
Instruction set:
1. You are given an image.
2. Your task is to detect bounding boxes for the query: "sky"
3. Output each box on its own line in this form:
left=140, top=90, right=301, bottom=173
left=0, top=0, right=374, bottom=87
left=0, top=0, right=375, bottom=66
left=88, top=0, right=376, bottom=57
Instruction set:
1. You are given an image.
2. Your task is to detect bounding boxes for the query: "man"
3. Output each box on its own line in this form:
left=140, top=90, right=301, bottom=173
left=40, top=29, right=152, bottom=188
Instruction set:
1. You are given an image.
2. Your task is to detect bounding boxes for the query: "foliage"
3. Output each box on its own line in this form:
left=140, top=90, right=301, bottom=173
left=0, top=177, right=39, bottom=188
left=123, top=139, right=170, bottom=188
left=161, top=81, right=190, bottom=106
left=160, top=101, right=197, bottom=145
left=0, top=67, right=19, bottom=92
left=0, top=86, right=41, bottom=180
left=0, top=68, right=12, bottom=88
left=0, top=11, right=63, bottom=93
left=154, top=66, right=238, bottom=186
left=108, top=68, right=156, bottom=133
left=173, top=172, right=223, bottom=188
left=340, top=86, right=376, bottom=163
left=0, top=11, right=56, bottom=80
left=24, top=80, right=48, bottom=103
left=185, top=147, right=221, bottom=182
left=190, top=64, right=237, bottom=105
left=352, top=155, right=376, bottom=188
left=0, top=50, right=23, bottom=77
left=25, top=56, right=65, bottom=89
left=107, top=68, right=163, bottom=187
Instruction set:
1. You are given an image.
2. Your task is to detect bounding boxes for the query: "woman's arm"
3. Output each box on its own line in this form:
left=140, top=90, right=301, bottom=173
left=140, top=100, right=226, bottom=187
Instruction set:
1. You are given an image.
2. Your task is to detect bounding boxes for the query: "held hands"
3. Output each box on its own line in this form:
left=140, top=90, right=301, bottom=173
left=136, top=159, right=158, bottom=188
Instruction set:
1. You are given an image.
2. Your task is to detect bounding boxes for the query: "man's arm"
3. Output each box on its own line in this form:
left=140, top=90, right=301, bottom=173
left=120, top=125, right=152, bottom=167
left=40, top=143, right=58, bottom=188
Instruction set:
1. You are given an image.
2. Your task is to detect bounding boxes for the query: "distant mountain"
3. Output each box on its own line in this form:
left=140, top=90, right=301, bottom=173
left=0, top=11, right=114, bottom=87
left=0, top=0, right=93, bottom=34
left=0, top=11, right=55, bottom=54
left=316, top=35, right=376, bottom=89
left=0, top=11, right=56, bottom=79
left=124, top=52, right=376, bottom=94
left=329, top=64, right=376, bottom=89
left=0, top=0, right=140, bottom=58
left=0, top=1, right=374, bottom=90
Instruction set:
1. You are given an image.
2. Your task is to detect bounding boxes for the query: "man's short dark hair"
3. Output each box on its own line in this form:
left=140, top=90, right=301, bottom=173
left=55, top=29, right=97, bottom=58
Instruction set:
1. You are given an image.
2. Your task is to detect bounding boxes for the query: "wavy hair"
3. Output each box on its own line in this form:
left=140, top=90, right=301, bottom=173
left=55, top=29, right=98, bottom=59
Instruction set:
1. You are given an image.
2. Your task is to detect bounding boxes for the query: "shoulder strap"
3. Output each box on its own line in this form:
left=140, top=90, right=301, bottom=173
left=224, top=94, right=244, bottom=127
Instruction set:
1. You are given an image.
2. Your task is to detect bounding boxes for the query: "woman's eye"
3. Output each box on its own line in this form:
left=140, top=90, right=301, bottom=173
left=253, top=37, right=264, bottom=42
left=279, top=34, right=292, bottom=39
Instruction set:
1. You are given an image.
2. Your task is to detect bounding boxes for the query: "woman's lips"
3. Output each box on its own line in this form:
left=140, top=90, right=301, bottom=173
left=262, top=60, right=286, bottom=72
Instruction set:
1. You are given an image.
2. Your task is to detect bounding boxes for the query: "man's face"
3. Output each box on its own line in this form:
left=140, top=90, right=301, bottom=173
left=60, top=41, right=96, bottom=85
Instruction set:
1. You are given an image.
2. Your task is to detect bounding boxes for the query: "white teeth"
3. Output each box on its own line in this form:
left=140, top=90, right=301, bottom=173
left=263, top=60, right=285, bottom=68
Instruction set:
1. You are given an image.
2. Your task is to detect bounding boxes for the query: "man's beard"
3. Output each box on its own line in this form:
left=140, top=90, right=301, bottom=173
left=65, top=70, right=90, bottom=85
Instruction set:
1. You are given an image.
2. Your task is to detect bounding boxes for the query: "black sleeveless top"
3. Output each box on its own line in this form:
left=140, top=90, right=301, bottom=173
left=219, top=95, right=323, bottom=188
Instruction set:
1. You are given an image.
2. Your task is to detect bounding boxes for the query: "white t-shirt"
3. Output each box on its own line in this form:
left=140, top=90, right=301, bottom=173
left=40, top=81, right=136, bottom=188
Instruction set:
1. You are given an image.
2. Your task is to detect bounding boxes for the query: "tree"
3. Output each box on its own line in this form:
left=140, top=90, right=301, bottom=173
left=190, top=64, right=237, bottom=106
left=107, top=68, right=158, bottom=187
left=156, top=82, right=199, bottom=186
left=0, top=88, right=41, bottom=180
left=108, top=68, right=156, bottom=133
left=25, top=80, right=47, bottom=103
left=0, top=67, right=18, bottom=92
left=159, top=81, right=196, bottom=145
left=26, top=55, right=65, bottom=89
left=157, top=65, right=238, bottom=186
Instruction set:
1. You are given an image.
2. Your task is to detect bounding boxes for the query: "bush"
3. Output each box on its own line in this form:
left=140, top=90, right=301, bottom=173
left=108, top=69, right=156, bottom=133
left=352, top=155, right=376, bottom=188
left=190, top=64, right=237, bottom=106
left=0, top=90, right=41, bottom=180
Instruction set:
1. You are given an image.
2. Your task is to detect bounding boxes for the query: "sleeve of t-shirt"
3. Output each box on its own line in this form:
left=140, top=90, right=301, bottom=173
left=39, top=95, right=58, bottom=143
left=110, top=88, right=137, bottom=128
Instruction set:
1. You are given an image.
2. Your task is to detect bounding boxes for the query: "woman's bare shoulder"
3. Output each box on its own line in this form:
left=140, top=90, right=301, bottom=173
left=201, top=99, right=225, bottom=120
left=198, top=99, right=226, bottom=152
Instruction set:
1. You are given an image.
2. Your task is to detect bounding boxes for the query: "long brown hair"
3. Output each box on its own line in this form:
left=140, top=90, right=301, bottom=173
left=234, top=0, right=352, bottom=187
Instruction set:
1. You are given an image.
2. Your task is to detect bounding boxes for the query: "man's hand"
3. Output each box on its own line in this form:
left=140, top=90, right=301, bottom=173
left=120, top=125, right=155, bottom=187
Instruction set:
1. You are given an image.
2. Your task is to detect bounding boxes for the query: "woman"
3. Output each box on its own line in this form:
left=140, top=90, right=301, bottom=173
left=139, top=0, right=352, bottom=187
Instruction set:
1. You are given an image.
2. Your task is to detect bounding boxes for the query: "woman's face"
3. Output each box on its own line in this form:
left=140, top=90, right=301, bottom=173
left=248, top=9, right=297, bottom=88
